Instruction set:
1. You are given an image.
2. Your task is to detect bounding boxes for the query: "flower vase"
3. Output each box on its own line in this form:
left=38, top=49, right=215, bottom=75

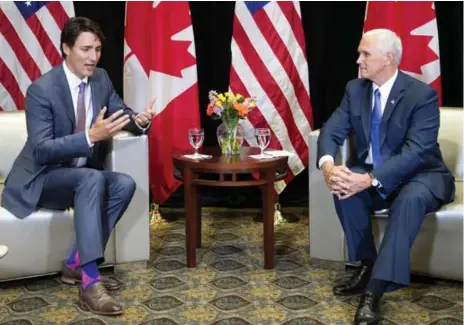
left=216, top=119, right=244, bottom=155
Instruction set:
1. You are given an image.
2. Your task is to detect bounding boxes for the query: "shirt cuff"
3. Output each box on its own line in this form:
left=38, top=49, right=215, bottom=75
left=318, top=155, right=334, bottom=169
left=85, top=130, right=94, bottom=148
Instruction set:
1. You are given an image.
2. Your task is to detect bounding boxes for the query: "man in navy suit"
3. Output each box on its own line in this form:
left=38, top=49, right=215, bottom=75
left=1, top=17, right=155, bottom=315
left=317, top=29, right=454, bottom=324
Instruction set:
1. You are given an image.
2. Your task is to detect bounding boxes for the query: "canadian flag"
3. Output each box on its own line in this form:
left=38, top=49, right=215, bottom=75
left=124, top=2, right=200, bottom=203
left=364, top=1, right=442, bottom=105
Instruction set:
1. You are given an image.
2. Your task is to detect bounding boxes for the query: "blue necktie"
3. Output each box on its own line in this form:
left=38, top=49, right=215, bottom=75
left=371, top=89, right=383, bottom=168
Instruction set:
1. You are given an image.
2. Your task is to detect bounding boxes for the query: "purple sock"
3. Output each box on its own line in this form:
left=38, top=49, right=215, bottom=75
left=81, top=260, right=101, bottom=289
left=66, top=248, right=80, bottom=270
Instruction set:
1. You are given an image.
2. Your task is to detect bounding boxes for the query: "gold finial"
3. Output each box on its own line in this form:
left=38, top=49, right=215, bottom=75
left=150, top=202, right=167, bottom=225
left=274, top=201, right=285, bottom=225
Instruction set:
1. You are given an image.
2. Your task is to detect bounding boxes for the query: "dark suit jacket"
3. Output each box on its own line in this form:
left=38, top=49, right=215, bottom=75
left=2, top=64, right=147, bottom=219
left=317, top=71, right=455, bottom=202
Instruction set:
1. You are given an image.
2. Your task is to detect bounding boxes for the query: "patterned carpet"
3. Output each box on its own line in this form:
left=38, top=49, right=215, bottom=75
left=0, top=208, right=462, bottom=325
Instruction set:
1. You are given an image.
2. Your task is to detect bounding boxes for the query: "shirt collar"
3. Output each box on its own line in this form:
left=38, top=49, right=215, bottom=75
left=372, top=69, right=398, bottom=99
left=63, top=61, right=88, bottom=90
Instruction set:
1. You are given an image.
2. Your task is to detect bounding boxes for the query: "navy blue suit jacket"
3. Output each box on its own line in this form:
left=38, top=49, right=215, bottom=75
left=2, top=64, right=146, bottom=219
left=317, top=71, right=455, bottom=203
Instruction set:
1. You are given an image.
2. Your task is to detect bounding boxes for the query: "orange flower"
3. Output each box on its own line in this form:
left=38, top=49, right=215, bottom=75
left=207, top=104, right=214, bottom=116
left=233, top=102, right=248, bottom=117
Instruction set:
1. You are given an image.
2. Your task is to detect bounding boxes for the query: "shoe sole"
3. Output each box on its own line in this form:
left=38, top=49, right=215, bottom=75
left=83, top=302, right=123, bottom=316
left=60, top=276, right=122, bottom=290
left=333, top=289, right=364, bottom=297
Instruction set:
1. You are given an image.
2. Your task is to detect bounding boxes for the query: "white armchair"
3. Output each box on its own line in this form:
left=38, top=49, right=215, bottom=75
left=0, top=111, right=150, bottom=281
left=309, top=107, right=463, bottom=281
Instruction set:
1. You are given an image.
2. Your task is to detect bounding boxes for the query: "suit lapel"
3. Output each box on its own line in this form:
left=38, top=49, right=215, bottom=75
left=55, top=64, right=75, bottom=126
left=380, top=71, right=405, bottom=147
left=361, top=82, right=373, bottom=146
left=89, top=76, right=100, bottom=125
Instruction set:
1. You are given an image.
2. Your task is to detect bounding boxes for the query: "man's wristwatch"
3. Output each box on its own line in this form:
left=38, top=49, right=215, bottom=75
left=368, top=172, right=379, bottom=188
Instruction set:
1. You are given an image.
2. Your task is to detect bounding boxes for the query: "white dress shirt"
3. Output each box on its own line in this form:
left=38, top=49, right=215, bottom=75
left=318, top=69, right=399, bottom=169
left=62, top=62, right=94, bottom=167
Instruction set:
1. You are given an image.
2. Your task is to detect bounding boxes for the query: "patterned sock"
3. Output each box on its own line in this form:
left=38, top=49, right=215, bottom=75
left=81, top=261, right=101, bottom=289
left=65, top=248, right=80, bottom=270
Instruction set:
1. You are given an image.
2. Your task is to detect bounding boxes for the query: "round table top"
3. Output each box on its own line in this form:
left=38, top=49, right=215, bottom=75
left=173, top=147, right=288, bottom=171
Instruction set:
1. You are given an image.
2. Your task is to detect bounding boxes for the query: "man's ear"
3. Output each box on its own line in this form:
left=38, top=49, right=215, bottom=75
left=62, top=43, right=71, bottom=57
left=385, top=52, right=395, bottom=66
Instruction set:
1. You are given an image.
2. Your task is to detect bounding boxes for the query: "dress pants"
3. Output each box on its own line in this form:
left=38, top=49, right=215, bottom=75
left=333, top=167, right=441, bottom=292
left=37, top=167, right=136, bottom=266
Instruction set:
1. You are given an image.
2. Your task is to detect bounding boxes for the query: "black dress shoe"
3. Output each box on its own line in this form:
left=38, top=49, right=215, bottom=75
left=354, top=291, right=382, bottom=325
left=333, top=264, right=372, bottom=296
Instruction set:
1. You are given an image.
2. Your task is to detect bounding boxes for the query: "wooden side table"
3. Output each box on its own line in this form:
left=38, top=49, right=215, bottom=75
left=173, top=147, right=288, bottom=269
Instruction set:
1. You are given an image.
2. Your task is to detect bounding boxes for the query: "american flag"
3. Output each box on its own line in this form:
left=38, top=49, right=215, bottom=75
left=230, top=1, right=313, bottom=193
left=0, top=1, right=74, bottom=111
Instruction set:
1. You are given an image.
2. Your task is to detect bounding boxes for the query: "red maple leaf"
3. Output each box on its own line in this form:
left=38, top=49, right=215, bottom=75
left=125, top=2, right=196, bottom=78
left=364, top=1, right=438, bottom=75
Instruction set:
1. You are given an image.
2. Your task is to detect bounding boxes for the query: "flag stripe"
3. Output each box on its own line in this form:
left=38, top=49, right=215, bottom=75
left=0, top=1, right=74, bottom=112
left=229, top=66, right=283, bottom=151
left=0, top=8, right=42, bottom=81
left=233, top=14, right=307, bottom=168
left=36, top=5, right=63, bottom=55
left=1, top=2, right=53, bottom=75
left=46, top=1, right=70, bottom=30
left=254, top=7, right=313, bottom=137
left=231, top=37, right=305, bottom=176
left=0, top=32, right=31, bottom=98
left=230, top=1, right=313, bottom=192
left=277, top=2, right=306, bottom=66
left=26, top=13, right=62, bottom=67
left=0, top=57, right=25, bottom=110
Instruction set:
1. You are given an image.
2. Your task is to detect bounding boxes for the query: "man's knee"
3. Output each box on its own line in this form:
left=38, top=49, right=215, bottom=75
left=79, top=169, right=106, bottom=191
left=391, top=186, right=430, bottom=213
left=115, top=173, right=136, bottom=201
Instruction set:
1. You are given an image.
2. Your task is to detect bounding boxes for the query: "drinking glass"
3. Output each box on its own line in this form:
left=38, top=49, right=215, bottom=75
left=188, top=128, right=205, bottom=158
left=255, top=128, right=271, bottom=158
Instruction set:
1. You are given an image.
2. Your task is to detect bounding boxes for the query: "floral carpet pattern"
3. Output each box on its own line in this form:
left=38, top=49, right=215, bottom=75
left=0, top=208, right=462, bottom=325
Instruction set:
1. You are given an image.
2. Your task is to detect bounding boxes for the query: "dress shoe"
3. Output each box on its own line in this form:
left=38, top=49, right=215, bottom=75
left=60, top=262, right=122, bottom=290
left=354, top=291, right=382, bottom=325
left=333, top=264, right=372, bottom=296
left=80, top=282, right=123, bottom=316
left=0, top=245, right=8, bottom=259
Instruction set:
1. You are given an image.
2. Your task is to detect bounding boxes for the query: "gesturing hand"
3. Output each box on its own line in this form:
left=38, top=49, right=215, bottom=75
left=88, top=107, right=130, bottom=143
left=133, top=97, right=156, bottom=127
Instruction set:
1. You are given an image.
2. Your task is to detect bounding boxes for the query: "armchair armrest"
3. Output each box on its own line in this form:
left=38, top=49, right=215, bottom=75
left=308, top=130, right=350, bottom=262
left=104, top=131, right=150, bottom=264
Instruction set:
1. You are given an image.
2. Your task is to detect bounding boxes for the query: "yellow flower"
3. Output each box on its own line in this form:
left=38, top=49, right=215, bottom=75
left=215, top=100, right=222, bottom=108
left=236, top=94, right=244, bottom=101
left=218, top=94, right=226, bottom=102
left=249, top=101, right=256, bottom=108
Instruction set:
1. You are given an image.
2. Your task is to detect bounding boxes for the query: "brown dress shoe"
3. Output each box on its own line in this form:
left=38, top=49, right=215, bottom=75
left=60, top=262, right=122, bottom=290
left=80, top=282, right=123, bottom=316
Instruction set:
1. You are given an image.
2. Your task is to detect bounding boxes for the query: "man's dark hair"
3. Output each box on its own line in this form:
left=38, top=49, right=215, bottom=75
left=60, top=17, right=105, bottom=59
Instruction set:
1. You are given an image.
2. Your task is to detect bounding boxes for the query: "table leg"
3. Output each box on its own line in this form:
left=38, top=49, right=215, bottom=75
left=261, top=169, right=275, bottom=269
left=184, top=167, right=197, bottom=268
left=196, top=190, right=202, bottom=248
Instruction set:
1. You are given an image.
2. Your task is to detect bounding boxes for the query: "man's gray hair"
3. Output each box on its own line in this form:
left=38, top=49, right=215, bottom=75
left=363, top=29, right=403, bottom=65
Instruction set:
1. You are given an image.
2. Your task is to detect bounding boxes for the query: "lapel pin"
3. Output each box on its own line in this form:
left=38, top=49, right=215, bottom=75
left=391, top=99, right=395, bottom=104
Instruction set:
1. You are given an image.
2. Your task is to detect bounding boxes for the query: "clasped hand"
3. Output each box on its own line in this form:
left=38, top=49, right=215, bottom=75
left=322, top=163, right=371, bottom=200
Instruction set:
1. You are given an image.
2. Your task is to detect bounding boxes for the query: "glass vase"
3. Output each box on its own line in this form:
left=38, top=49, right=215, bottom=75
left=216, top=119, right=244, bottom=155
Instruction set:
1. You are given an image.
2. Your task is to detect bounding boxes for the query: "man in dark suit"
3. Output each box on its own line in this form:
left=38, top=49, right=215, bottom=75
left=1, top=17, right=155, bottom=315
left=317, top=29, right=455, bottom=324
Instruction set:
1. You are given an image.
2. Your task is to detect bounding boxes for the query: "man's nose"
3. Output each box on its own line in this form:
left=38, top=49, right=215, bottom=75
left=89, top=50, right=97, bottom=61
left=356, top=55, right=363, bottom=64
